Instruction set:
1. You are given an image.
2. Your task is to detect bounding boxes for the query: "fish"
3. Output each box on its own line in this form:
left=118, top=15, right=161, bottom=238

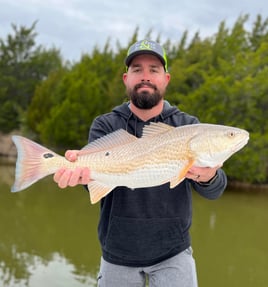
left=11, top=122, right=249, bottom=204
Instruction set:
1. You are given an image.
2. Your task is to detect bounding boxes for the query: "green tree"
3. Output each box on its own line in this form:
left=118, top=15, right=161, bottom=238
left=0, top=21, right=63, bottom=133
left=7, top=15, right=268, bottom=184
left=26, top=68, right=69, bottom=137
left=35, top=45, right=120, bottom=149
left=167, top=15, right=268, bottom=183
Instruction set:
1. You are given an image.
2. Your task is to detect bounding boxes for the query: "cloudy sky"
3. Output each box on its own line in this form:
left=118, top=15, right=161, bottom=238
left=0, top=0, right=266, bottom=62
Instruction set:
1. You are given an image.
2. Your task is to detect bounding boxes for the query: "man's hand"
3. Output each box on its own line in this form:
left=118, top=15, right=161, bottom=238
left=53, top=150, right=90, bottom=188
left=185, top=165, right=222, bottom=183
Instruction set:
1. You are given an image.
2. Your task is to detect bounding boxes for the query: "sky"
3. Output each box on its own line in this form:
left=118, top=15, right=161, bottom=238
left=0, top=0, right=267, bottom=62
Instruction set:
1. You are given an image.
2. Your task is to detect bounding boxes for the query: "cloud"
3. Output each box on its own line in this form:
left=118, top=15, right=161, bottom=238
left=0, top=0, right=266, bottom=61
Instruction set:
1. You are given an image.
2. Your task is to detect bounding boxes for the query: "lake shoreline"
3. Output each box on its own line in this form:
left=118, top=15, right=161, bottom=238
left=227, top=180, right=268, bottom=191
left=0, top=132, right=18, bottom=163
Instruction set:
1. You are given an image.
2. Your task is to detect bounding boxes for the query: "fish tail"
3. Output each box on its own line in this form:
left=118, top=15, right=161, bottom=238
left=11, top=135, right=58, bottom=192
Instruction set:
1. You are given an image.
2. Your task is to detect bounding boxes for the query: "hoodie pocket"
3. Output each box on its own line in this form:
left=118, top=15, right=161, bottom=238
left=105, top=216, right=187, bottom=261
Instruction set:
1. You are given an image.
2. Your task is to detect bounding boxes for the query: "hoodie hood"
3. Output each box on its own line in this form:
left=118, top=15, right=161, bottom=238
left=112, top=101, right=180, bottom=121
left=111, top=101, right=180, bottom=137
left=89, top=100, right=199, bottom=141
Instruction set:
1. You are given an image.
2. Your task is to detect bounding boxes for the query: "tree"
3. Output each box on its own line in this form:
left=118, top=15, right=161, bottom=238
left=26, top=68, right=69, bottom=136
left=167, top=15, right=268, bottom=183
left=0, top=22, right=63, bottom=133
left=3, top=16, right=268, bottom=183
left=33, top=46, right=120, bottom=149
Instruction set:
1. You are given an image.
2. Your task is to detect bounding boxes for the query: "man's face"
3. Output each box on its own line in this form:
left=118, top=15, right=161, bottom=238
left=123, top=54, right=170, bottom=109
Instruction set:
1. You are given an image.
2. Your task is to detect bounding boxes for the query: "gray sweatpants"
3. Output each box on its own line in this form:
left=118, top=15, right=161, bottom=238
left=97, top=247, right=198, bottom=287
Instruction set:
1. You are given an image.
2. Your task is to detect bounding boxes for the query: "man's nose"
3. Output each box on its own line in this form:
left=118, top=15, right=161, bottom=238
left=140, top=71, right=151, bottom=82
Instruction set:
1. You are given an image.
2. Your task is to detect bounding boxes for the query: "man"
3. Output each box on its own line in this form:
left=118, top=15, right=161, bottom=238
left=54, top=39, right=227, bottom=287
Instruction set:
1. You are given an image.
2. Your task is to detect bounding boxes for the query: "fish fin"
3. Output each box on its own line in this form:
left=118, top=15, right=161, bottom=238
left=79, top=129, right=137, bottom=156
left=88, top=181, right=115, bottom=204
left=142, top=122, right=174, bottom=138
left=11, top=135, right=58, bottom=192
left=170, top=175, right=185, bottom=188
left=169, top=159, right=195, bottom=188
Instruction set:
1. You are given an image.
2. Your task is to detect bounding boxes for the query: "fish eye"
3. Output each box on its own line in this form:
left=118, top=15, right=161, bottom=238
left=105, top=151, right=110, bottom=156
left=228, top=131, right=235, bottom=137
left=43, top=153, right=54, bottom=158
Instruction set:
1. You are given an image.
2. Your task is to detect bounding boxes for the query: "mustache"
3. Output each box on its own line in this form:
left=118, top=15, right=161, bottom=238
left=134, top=82, right=157, bottom=91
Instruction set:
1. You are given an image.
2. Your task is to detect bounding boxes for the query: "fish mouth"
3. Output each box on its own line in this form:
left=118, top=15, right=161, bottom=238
left=232, top=135, right=249, bottom=152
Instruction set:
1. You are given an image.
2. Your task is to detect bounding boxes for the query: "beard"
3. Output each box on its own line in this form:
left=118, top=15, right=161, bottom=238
left=127, top=82, right=163, bottom=109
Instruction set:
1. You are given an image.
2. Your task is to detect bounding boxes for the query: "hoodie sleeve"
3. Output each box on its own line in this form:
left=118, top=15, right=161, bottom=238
left=191, top=169, right=227, bottom=200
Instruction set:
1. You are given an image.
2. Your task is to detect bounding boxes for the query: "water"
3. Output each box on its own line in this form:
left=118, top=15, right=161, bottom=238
left=192, top=188, right=268, bottom=286
left=0, top=164, right=268, bottom=287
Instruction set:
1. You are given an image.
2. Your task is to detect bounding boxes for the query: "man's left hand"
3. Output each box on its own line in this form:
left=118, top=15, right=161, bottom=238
left=185, top=165, right=222, bottom=183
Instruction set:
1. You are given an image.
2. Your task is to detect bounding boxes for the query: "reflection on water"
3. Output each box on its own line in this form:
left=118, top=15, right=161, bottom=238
left=192, top=188, right=268, bottom=287
left=0, top=252, right=96, bottom=287
left=0, top=164, right=100, bottom=287
left=0, top=164, right=268, bottom=287
left=0, top=163, right=14, bottom=186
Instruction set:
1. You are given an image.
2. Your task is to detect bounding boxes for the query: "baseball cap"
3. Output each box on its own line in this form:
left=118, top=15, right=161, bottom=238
left=125, top=40, right=168, bottom=72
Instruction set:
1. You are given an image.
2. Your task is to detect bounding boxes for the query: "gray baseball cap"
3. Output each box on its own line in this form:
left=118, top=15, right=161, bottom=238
left=125, top=39, right=168, bottom=72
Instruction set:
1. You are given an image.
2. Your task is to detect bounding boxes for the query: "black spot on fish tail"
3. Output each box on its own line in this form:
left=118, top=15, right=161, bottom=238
left=43, top=153, right=54, bottom=158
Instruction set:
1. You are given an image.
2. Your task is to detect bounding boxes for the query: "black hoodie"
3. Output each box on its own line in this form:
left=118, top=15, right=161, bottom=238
left=88, top=101, right=227, bottom=267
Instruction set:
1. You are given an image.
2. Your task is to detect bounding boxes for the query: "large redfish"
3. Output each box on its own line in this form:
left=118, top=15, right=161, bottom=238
left=11, top=122, right=249, bottom=203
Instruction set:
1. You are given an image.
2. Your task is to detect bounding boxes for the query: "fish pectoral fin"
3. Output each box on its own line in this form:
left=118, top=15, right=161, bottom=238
left=169, top=159, right=195, bottom=189
left=170, top=175, right=185, bottom=188
left=87, top=181, right=115, bottom=204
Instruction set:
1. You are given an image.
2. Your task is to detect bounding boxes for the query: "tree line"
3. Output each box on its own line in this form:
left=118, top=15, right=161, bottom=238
left=0, top=15, right=267, bottom=184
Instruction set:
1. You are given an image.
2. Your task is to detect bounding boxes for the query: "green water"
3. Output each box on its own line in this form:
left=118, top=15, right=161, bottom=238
left=0, top=164, right=268, bottom=287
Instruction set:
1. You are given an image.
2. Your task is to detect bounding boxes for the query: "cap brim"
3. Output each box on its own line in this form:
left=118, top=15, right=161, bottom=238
left=125, top=50, right=166, bottom=68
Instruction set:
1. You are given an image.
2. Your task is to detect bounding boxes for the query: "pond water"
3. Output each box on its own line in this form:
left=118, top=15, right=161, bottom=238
left=0, top=164, right=268, bottom=287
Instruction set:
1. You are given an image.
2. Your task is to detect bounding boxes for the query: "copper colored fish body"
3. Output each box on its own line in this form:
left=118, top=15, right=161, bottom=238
left=11, top=123, right=249, bottom=203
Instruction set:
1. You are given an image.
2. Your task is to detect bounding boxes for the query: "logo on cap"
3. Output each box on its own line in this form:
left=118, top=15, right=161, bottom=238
left=125, top=40, right=168, bottom=72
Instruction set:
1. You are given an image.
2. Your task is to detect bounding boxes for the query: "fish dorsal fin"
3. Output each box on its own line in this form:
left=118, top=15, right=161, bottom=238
left=142, top=122, right=174, bottom=138
left=79, top=129, right=137, bottom=155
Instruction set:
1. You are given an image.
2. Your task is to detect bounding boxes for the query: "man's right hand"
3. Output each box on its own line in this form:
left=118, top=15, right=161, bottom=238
left=53, top=150, right=90, bottom=188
